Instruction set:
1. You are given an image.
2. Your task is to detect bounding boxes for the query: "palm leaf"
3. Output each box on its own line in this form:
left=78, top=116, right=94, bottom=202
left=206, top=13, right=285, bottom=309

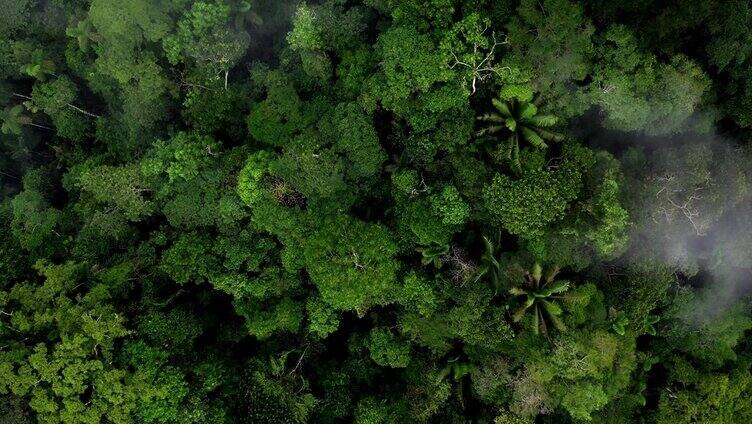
left=539, top=280, right=570, bottom=297
left=512, top=298, right=534, bottom=322
left=520, top=127, right=549, bottom=149
left=533, top=307, right=543, bottom=335
left=491, top=99, right=512, bottom=117
left=518, top=102, right=538, bottom=120
left=509, top=287, right=528, bottom=296
left=482, top=235, right=495, bottom=258
left=543, top=305, right=567, bottom=332
left=527, top=114, right=558, bottom=127
left=477, top=113, right=504, bottom=123
left=501, top=137, right=514, bottom=161
left=531, top=263, right=542, bottom=285
left=545, top=265, right=560, bottom=283
left=475, top=124, right=502, bottom=137
left=510, top=135, right=521, bottom=173
left=472, top=265, right=489, bottom=284
left=534, top=127, right=565, bottom=142
left=1, top=106, right=26, bottom=135
left=540, top=299, right=563, bottom=316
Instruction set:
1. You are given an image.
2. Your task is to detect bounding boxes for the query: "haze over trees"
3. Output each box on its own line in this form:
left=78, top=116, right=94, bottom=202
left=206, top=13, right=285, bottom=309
left=1, top=0, right=752, bottom=423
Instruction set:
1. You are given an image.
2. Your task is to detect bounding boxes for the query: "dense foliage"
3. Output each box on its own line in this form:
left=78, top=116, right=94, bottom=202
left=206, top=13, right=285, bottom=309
left=2, top=1, right=752, bottom=423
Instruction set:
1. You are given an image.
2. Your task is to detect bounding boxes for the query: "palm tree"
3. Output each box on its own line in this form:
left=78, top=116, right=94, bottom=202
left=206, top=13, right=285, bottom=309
left=472, top=234, right=503, bottom=291
left=66, top=19, right=96, bottom=52
left=234, top=1, right=263, bottom=30
left=418, top=243, right=449, bottom=268
left=476, top=97, right=563, bottom=172
left=1, top=105, right=51, bottom=135
left=436, top=352, right=475, bottom=411
left=19, top=49, right=56, bottom=81
left=509, top=263, right=570, bottom=336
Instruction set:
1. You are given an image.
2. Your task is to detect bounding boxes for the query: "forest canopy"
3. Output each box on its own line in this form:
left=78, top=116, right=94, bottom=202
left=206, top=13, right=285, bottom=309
left=2, top=0, right=752, bottom=423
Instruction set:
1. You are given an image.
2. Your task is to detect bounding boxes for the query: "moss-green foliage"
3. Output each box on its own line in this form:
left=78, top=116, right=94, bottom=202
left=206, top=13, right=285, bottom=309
left=367, top=327, right=411, bottom=368
left=483, top=154, right=584, bottom=239
left=304, top=214, right=400, bottom=314
left=654, top=356, right=752, bottom=424
left=2, top=1, right=752, bottom=423
left=592, top=25, right=712, bottom=134
left=661, top=289, right=752, bottom=368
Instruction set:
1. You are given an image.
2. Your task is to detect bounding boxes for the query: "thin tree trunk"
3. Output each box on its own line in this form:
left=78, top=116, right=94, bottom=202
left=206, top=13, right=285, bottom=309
left=66, top=103, right=100, bottom=118
left=13, top=93, right=100, bottom=118
left=28, top=122, right=53, bottom=130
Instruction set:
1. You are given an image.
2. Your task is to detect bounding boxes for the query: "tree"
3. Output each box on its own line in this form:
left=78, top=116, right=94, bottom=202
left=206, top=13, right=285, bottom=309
left=66, top=19, right=96, bottom=52
left=472, top=234, right=503, bottom=290
left=660, top=288, right=752, bottom=368
left=10, top=188, right=62, bottom=258
left=163, top=1, right=250, bottom=86
left=705, top=0, right=752, bottom=128
left=19, top=49, right=56, bottom=81
left=247, top=70, right=316, bottom=147
left=476, top=97, right=563, bottom=172
left=76, top=164, right=153, bottom=222
left=654, top=356, right=752, bottom=424
left=367, top=327, right=411, bottom=368
left=509, top=263, right=570, bottom=335
left=592, top=25, right=712, bottom=134
left=621, top=141, right=750, bottom=275
left=0, top=261, right=135, bottom=423
left=31, top=77, right=95, bottom=141
left=286, top=1, right=365, bottom=82
left=483, top=155, right=583, bottom=240
left=303, top=214, right=401, bottom=315
left=1, top=105, right=51, bottom=134
left=503, top=0, right=595, bottom=118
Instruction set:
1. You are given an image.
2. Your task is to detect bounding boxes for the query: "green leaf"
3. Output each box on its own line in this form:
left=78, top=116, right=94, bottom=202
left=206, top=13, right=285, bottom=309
left=544, top=306, right=567, bottom=332
left=531, top=263, right=542, bottom=284
left=512, top=299, right=534, bottom=322
left=492, top=98, right=512, bottom=117
left=539, top=280, right=570, bottom=297
left=531, top=307, right=541, bottom=335
left=475, top=124, right=502, bottom=137
left=477, top=113, right=504, bottom=123
left=534, top=127, right=565, bottom=142
left=509, top=287, right=528, bottom=296
left=520, top=127, right=548, bottom=149
left=518, top=101, right=538, bottom=119
left=527, top=114, right=558, bottom=127
left=540, top=299, right=563, bottom=316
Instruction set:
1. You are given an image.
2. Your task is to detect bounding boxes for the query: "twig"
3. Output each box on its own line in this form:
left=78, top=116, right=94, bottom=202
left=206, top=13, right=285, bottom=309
left=288, top=344, right=309, bottom=376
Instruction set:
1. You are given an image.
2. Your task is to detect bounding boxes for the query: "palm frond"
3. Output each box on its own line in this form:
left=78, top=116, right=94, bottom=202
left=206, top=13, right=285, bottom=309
left=540, top=280, right=570, bottom=297
left=477, top=113, right=504, bottom=123
left=518, top=102, right=538, bottom=120
left=491, top=98, right=512, bottom=117
left=520, top=127, right=548, bottom=149
left=475, top=125, right=503, bottom=137
left=540, top=299, right=563, bottom=316
left=534, top=307, right=543, bottom=335
left=534, top=127, right=565, bottom=142
left=545, top=265, right=560, bottom=283
left=513, top=298, right=534, bottom=322
left=531, top=263, right=542, bottom=285
left=544, top=305, right=567, bottom=332
left=527, top=114, right=558, bottom=127
left=509, top=287, right=528, bottom=296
